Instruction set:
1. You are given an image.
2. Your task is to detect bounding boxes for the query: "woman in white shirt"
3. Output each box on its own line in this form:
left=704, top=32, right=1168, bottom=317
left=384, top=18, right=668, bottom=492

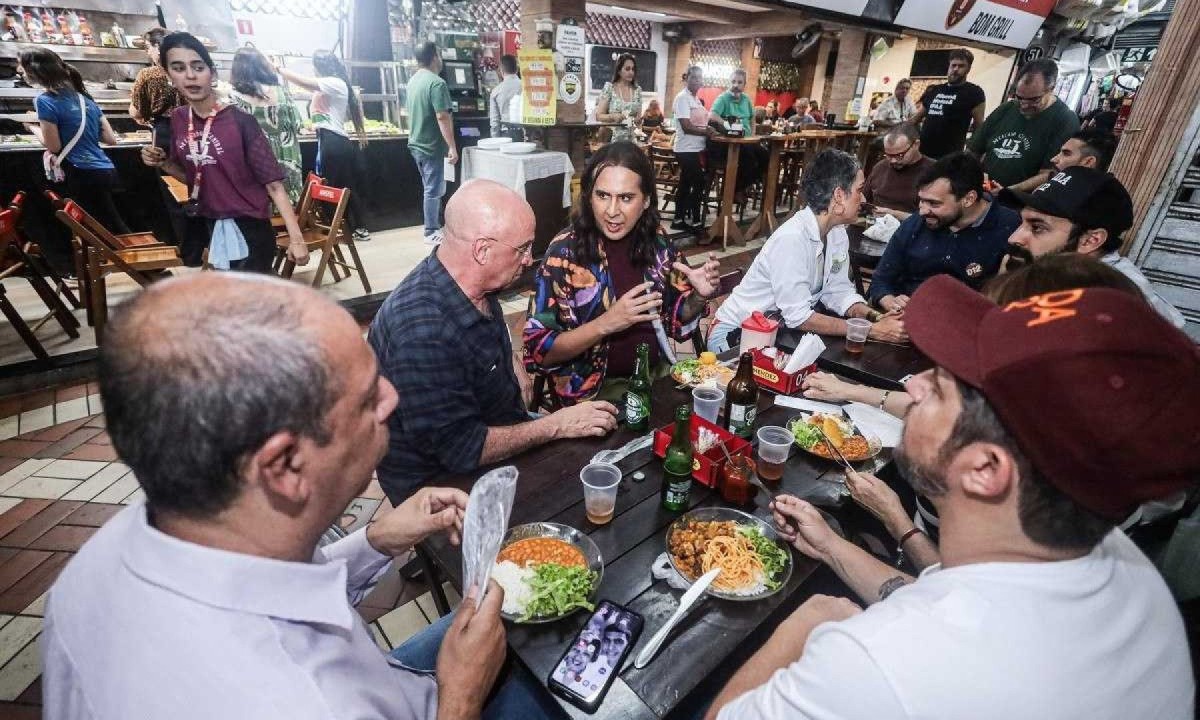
left=278, top=51, right=370, bottom=242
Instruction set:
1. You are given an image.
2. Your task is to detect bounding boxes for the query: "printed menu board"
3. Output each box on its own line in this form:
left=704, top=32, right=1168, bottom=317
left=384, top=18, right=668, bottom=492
left=519, top=49, right=557, bottom=126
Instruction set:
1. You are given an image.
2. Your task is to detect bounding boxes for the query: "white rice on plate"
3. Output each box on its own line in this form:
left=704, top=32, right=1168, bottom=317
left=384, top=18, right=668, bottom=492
left=492, top=560, right=534, bottom=616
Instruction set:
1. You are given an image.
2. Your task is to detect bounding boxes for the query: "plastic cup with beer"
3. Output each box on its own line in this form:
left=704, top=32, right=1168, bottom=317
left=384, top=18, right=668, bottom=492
left=845, top=318, right=871, bottom=354
left=756, top=426, right=793, bottom=483
left=581, top=462, right=622, bottom=525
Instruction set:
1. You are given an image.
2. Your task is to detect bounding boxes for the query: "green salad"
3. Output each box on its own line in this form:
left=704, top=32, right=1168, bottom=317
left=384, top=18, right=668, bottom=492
left=522, top=563, right=597, bottom=621
left=739, top=526, right=789, bottom=590
left=672, top=359, right=702, bottom=383
left=788, top=417, right=823, bottom=450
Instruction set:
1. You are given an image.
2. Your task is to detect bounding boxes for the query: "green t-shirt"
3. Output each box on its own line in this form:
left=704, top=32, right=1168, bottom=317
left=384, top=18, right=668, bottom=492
left=712, top=91, right=754, bottom=134
left=968, top=97, right=1080, bottom=187
left=407, top=68, right=452, bottom=157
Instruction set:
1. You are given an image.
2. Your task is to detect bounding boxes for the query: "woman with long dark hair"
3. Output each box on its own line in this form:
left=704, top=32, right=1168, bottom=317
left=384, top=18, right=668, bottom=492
left=278, top=51, right=369, bottom=242
left=523, top=141, right=721, bottom=405
left=595, top=53, right=642, bottom=143
left=229, top=47, right=303, bottom=204
left=19, top=46, right=129, bottom=273
left=141, top=32, right=308, bottom=272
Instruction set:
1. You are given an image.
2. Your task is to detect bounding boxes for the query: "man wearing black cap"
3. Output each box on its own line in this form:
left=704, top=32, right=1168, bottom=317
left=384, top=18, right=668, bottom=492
left=706, top=275, right=1198, bottom=720
left=1004, top=166, right=1186, bottom=328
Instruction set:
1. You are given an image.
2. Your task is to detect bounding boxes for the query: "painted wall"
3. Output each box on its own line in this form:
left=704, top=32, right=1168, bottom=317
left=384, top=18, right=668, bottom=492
left=583, top=22, right=669, bottom=118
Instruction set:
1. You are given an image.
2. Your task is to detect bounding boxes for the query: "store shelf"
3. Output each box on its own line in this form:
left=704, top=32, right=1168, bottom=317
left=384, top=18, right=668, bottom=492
left=0, top=44, right=147, bottom=64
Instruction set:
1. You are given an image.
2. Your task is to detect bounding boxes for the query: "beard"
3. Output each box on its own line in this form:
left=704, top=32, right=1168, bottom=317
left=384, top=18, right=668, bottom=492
left=894, top=434, right=950, bottom=499
left=1005, top=243, right=1036, bottom=269
left=922, top=209, right=961, bottom=230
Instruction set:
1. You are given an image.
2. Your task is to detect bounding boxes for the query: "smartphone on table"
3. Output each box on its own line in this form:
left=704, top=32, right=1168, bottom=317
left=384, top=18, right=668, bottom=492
left=548, top=600, right=644, bottom=713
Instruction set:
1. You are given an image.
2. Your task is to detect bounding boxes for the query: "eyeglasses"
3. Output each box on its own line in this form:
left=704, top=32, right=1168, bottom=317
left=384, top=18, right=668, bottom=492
left=487, top=236, right=534, bottom=258
left=1015, top=93, right=1046, bottom=106
left=882, top=142, right=915, bottom=161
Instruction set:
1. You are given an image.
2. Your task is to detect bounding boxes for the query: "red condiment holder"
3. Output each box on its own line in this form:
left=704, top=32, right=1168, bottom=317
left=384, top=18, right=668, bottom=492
left=652, top=415, right=751, bottom=488
left=749, top=348, right=817, bottom=395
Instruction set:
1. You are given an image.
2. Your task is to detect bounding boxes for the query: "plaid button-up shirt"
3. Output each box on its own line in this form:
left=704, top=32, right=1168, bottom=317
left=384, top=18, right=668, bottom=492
left=369, top=251, right=527, bottom=503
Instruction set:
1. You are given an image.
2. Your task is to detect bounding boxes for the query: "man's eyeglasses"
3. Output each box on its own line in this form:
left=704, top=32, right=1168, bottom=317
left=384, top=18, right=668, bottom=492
left=1015, top=93, right=1046, bottom=106
left=487, top=236, right=534, bottom=258
left=883, top=142, right=914, bottom=161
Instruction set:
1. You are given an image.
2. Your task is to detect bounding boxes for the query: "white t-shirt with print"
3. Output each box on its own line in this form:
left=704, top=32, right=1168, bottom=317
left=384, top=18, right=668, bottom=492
left=718, top=529, right=1194, bottom=720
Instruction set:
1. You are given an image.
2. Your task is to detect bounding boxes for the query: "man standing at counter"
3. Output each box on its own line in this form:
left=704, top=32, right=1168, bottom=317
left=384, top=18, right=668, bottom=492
left=912, top=49, right=986, bottom=159
left=488, top=54, right=521, bottom=139
left=409, top=42, right=458, bottom=247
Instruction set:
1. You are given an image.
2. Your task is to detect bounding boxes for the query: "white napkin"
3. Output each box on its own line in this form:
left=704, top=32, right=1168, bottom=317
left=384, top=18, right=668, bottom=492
left=864, top=213, right=900, bottom=242
left=784, top=334, right=825, bottom=374
left=845, top=402, right=903, bottom=447
left=774, top=394, right=845, bottom=415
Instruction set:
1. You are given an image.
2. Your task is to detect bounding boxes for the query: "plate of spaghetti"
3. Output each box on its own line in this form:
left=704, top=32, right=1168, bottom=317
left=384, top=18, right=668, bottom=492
left=665, top=508, right=792, bottom=601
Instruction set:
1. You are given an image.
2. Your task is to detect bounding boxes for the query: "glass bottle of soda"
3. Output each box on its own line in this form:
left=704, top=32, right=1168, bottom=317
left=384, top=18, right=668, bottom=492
left=623, top=342, right=652, bottom=431
left=662, top=405, right=694, bottom=512
left=724, top=351, right=759, bottom=439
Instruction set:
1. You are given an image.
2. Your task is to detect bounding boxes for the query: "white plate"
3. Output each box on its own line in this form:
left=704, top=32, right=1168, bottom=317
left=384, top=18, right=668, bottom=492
left=500, top=142, right=538, bottom=154
left=478, top=137, right=513, bottom=149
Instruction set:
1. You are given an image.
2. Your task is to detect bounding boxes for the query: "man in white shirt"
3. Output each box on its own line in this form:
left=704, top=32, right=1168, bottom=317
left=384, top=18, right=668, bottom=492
left=42, top=273, right=562, bottom=720
left=709, top=149, right=907, bottom=352
left=872, top=78, right=916, bottom=130
left=488, top=54, right=521, bottom=138
left=1004, top=165, right=1187, bottom=328
left=707, top=274, right=1199, bottom=720
left=672, top=65, right=713, bottom=232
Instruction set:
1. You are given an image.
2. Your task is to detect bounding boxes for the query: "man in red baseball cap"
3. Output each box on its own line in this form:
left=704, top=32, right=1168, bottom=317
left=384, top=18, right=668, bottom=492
left=706, top=275, right=1198, bottom=720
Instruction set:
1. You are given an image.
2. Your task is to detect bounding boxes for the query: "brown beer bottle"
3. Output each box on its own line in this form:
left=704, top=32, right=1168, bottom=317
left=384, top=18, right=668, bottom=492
left=724, top=351, right=759, bottom=439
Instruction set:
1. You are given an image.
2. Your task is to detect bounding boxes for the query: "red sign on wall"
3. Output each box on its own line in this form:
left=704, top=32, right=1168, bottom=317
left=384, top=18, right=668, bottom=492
left=236, top=19, right=255, bottom=36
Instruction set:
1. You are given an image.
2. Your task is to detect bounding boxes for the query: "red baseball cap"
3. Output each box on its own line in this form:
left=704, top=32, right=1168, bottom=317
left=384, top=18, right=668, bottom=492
left=905, top=275, right=1200, bottom=520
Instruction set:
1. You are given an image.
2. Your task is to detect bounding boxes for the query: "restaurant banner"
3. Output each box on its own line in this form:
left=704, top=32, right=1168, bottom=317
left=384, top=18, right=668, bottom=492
left=893, top=0, right=1056, bottom=50
left=519, top=49, right=557, bottom=126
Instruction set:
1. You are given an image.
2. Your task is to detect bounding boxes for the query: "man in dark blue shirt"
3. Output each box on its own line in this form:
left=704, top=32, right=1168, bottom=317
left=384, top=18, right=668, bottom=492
left=868, top=153, right=1020, bottom=313
left=369, top=180, right=618, bottom=504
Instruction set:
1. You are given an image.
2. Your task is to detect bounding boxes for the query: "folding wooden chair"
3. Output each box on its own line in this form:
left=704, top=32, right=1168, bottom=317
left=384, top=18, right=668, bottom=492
left=0, top=208, right=81, bottom=360
left=8, top=192, right=80, bottom=309
left=275, top=181, right=370, bottom=293
left=53, top=199, right=182, bottom=342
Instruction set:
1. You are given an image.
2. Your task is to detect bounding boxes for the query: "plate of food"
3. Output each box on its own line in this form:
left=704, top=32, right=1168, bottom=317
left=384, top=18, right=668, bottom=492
left=788, top=412, right=882, bottom=462
left=492, top=522, right=603, bottom=624
left=671, top=353, right=736, bottom=388
left=666, top=508, right=792, bottom=601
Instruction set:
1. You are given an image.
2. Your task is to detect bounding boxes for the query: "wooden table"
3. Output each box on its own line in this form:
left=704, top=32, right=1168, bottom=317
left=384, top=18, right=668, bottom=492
left=706, top=135, right=765, bottom=249
left=420, top=342, right=928, bottom=719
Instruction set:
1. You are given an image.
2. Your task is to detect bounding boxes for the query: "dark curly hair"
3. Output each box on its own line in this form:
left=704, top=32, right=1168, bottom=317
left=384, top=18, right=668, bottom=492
left=570, top=141, right=661, bottom=268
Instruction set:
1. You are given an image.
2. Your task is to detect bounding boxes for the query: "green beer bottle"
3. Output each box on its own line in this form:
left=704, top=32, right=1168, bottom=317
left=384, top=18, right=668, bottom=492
left=624, top=342, right=652, bottom=431
left=662, top=405, right=694, bottom=512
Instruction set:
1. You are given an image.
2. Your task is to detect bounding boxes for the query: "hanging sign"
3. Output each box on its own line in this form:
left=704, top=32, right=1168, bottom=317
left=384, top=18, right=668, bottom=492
left=556, top=24, right=585, bottom=57
left=892, top=0, right=1056, bottom=50
left=520, top=49, right=557, bottom=125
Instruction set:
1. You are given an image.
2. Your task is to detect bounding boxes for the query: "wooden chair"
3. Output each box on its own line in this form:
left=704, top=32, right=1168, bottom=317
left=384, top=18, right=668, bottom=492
left=0, top=208, right=81, bottom=360
left=274, top=181, right=370, bottom=293
left=53, top=199, right=182, bottom=342
left=648, top=146, right=680, bottom=216
left=8, top=192, right=81, bottom=309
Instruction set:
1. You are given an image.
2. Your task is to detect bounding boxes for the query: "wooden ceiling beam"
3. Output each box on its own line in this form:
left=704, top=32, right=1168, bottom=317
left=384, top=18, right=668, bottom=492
left=687, top=10, right=819, bottom=40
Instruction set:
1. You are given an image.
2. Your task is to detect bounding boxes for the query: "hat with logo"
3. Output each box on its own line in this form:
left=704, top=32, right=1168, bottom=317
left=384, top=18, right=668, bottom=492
left=905, top=275, right=1200, bottom=520
left=1001, top=166, right=1134, bottom=238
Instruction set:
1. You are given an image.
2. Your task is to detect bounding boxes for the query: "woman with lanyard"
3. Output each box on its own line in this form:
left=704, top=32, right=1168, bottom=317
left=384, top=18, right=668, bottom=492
left=141, top=32, right=307, bottom=272
left=523, top=141, right=721, bottom=406
left=594, top=54, right=642, bottom=143
left=277, top=51, right=370, bottom=243
left=19, top=46, right=130, bottom=276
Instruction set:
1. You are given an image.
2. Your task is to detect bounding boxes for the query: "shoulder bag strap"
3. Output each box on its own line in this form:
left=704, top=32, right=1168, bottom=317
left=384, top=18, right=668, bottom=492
left=54, top=94, right=90, bottom=167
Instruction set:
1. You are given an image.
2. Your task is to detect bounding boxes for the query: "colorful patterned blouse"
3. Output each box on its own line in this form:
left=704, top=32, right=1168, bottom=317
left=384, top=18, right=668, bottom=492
left=524, top=230, right=705, bottom=405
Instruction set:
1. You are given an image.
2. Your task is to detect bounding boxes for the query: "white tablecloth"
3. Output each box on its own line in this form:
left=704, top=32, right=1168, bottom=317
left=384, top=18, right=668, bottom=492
left=461, top=147, right=574, bottom=208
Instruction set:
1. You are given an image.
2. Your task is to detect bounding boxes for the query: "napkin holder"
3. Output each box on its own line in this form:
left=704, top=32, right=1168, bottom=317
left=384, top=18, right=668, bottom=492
left=653, top=415, right=751, bottom=488
left=750, top=347, right=816, bottom=395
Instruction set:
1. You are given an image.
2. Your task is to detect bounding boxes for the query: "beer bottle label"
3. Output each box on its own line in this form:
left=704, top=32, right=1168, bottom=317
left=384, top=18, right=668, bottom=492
left=729, top=403, right=756, bottom=437
left=625, top=393, right=648, bottom=424
left=664, top=478, right=691, bottom=507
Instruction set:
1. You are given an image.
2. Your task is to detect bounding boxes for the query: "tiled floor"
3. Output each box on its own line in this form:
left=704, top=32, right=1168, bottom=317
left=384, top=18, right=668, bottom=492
left=0, top=225, right=769, bottom=717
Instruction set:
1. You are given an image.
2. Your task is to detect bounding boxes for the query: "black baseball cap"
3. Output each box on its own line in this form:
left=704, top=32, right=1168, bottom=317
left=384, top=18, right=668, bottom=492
left=1001, top=166, right=1134, bottom=236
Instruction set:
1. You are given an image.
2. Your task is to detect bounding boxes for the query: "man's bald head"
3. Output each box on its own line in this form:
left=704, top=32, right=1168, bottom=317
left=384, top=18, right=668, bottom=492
left=443, top=179, right=535, bottom=248
left=99, top=274, right=351, bottom=518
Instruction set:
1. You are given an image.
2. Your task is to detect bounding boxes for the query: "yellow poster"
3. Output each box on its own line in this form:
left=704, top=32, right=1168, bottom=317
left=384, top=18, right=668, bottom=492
left=519, top=49, right=557, bottom=126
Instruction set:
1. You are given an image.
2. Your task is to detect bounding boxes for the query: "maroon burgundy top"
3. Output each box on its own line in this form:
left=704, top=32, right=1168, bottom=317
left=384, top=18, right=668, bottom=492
left=603, top=237, right=660, bottom=377
left=169, top=105, right=284, bottom=220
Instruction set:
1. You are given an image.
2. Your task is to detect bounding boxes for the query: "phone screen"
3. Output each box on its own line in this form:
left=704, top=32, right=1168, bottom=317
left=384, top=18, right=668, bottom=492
left=548, top=601, right=643, bottom=711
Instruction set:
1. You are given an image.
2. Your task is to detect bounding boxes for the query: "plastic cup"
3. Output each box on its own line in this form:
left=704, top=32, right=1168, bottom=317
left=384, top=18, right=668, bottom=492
left=756, top=426, right=793, bottom=483
left=845, top=318, right=871, bottom=354
left=692, top=385, right=724, bottom=424
left=581, top=462, right=622, bottom=525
